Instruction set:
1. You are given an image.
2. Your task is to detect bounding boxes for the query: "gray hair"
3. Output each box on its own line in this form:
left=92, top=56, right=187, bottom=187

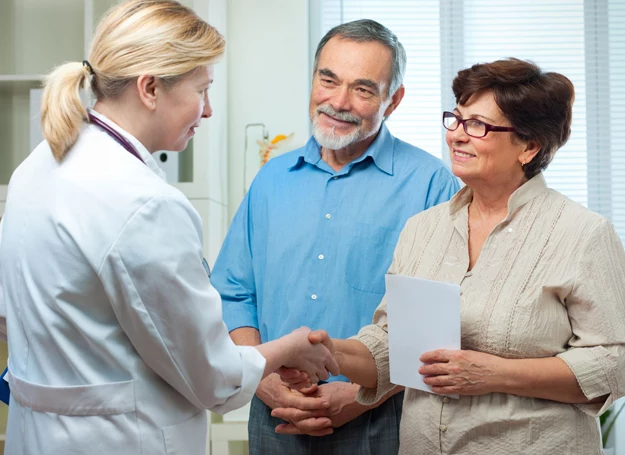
left=313, top=19, right=406, bottom=97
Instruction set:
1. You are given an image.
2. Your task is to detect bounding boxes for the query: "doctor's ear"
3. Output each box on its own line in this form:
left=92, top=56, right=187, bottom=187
left=136, top=75, right=158, bottom=111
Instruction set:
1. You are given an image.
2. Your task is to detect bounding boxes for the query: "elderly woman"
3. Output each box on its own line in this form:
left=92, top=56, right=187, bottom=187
left=278, top=58, right=625, bottom=454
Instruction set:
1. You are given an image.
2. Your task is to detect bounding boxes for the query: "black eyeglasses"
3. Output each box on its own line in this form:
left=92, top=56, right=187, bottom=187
left=442, top=111, right=516, bottom=138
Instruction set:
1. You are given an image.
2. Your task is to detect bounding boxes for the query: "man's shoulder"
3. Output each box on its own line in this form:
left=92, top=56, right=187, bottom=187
left=255, top=148, right=305, bottom=178
left=391, top=136, right=451, bottom=174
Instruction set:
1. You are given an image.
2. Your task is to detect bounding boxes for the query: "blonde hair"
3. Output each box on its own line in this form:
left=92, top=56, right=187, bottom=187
left=41, top=0, right=225, bottom=161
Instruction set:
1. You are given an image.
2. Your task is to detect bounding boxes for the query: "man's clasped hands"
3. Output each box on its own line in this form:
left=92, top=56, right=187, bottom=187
left=267, top=328, right=361, bottom=437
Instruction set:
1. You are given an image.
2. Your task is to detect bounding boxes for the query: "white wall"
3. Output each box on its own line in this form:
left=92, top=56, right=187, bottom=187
left=226, top=0, right=312, bottom=219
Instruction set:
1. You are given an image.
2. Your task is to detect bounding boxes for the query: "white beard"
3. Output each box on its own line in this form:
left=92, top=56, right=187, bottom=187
left=311, top=114, right=362, bottom=150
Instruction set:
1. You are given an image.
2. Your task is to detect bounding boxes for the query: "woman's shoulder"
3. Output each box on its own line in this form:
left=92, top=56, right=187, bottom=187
left=401, top=201, right=452, bottom=237
left=545, top=188, right=606, bottom=224
left=543, top=188, right=615, bottom=239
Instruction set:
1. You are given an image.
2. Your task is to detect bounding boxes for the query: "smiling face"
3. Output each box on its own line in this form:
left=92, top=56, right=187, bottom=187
left=153, top=65, right=214, bottom=152
left=309, top=37, right=402, bottom=152
left=447, top=90, right=539, bottom=188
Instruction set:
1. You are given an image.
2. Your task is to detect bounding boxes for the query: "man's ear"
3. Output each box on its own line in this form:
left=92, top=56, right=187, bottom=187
left=136, top=75, right=158, bottom=111
left=383, top=85, right=405, bottom=117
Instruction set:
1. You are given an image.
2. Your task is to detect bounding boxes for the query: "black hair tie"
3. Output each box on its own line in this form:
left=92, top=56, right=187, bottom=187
left=82, top=60, right=95, bottom=76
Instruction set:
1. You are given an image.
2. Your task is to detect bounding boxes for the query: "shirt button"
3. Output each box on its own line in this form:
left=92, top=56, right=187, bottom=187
left=443, top=396, right=450, bottom=403
left=439, top=425, right=448, bottom=432
left=325, top=213, right=332, bottom=219
left=508, top=227, right=513, bottom=233
left=333, top=176, right=339, bottom=180
left=311, top=294, right=317, bottom=300
left=318, top=254, right=325, bottom=260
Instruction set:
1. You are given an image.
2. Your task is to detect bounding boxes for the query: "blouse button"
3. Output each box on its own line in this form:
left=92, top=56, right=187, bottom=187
left=443, top=396, right=450, bottom=403
left=439, top=425, right=448, bottom=432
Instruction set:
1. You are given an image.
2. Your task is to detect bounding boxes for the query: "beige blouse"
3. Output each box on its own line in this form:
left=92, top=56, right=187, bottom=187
left=356, top=173, right=625, bottom=455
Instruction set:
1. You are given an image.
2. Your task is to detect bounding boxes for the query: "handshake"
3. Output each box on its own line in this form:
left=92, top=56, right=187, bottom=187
left=271, top=327, right=339, bottom=388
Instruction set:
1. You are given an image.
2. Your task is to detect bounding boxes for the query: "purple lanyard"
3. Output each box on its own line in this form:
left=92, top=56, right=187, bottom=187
left=88, top=113, right=145, bottom=164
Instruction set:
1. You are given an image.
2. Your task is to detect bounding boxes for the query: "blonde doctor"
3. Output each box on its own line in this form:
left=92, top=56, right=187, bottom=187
left=0, top=1, right=338, bottom=454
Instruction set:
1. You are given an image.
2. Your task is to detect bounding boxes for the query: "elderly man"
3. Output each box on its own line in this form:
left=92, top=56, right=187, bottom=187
left=211, top=19, right=459, bottom=455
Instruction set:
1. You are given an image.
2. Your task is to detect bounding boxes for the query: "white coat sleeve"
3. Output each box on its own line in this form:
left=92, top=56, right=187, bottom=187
left=0, top=216, right=7, bottom=343
left=98, top=194, right=265, bottom=414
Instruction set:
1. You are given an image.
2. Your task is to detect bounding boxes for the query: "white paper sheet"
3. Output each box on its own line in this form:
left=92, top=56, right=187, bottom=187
left=385, top=273, right=461, bottom=398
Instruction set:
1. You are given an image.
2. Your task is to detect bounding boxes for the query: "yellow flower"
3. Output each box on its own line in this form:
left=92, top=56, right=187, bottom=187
left=257, top=133, right=295, bottom=166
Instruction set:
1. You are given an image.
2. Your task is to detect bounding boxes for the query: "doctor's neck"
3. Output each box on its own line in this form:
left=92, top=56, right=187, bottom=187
left=93, top=99, right=159, bottom=154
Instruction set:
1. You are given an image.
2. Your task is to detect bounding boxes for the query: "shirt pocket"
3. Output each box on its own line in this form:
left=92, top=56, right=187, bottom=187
left=162, top=410, right=207, bottom=455
left=345, top=222, right=399, bottom=294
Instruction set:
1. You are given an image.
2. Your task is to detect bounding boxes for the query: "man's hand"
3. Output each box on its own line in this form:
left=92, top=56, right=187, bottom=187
left=271, top=382, right=369, bottom=436
left=256, top=374, right=329, bottom=412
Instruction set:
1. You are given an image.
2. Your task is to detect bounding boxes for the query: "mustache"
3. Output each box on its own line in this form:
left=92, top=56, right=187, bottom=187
left=316, top=105, right=362, bottom=125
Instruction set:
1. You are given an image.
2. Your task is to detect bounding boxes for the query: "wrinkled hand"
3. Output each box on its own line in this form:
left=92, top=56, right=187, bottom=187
left=271, top=382, right=366, bottom=436
left=282, top=327, right=339, bottom=384
left=419, top=349, right=505, bottom=396
left=256, top=374, right=333, bottom=436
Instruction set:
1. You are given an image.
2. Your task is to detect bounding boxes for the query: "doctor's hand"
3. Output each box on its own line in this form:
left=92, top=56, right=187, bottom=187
left=419, top=349, right=505, bottom=396
left=277, top=329, right=338, bottom=390
left=281, top=327, right=339, bottom=384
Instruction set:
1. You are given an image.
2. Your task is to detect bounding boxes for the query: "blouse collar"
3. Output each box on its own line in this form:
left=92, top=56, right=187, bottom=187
left=449, top=172, right=549, bottom=220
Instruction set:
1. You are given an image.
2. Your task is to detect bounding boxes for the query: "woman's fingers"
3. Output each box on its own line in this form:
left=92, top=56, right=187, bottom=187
left=420, top=349, right=451, bottom=363
left=418, top=363, right=448, bottom=376
left=423, top=374, right=454, bottom=387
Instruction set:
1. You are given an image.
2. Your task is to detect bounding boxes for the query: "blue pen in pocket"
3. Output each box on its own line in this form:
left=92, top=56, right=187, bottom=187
left=0, top=367, right=10, bottom=405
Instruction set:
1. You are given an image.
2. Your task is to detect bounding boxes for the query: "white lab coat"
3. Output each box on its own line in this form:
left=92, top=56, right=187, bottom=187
left=0, top=110, right=265, bottom=454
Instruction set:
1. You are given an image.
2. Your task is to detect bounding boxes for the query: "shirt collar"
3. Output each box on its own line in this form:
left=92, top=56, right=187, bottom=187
left=288, top=123, right=395, bottom=175
left=449, top=172, right=549, bottom=219
left=88, top=109, right=168, bottom=181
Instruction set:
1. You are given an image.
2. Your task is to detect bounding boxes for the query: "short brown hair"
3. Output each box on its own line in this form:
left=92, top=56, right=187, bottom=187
left=452, top=58, right=574, bottom=179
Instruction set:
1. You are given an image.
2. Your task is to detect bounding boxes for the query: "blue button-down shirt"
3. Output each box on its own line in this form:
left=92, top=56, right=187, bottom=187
left=212, top=124, right=459, bottom=380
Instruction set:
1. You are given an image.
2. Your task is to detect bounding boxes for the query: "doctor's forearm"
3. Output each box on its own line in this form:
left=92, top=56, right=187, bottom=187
left=230, top=327, right=261, bottom=346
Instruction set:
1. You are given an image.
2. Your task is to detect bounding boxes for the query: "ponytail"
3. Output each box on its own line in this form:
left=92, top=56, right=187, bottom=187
left=40, top=62, right=92, bottom=161
left=40, top=0, right=225, bottom=162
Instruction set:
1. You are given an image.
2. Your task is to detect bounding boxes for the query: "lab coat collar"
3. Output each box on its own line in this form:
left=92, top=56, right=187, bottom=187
left=88, top=109, right=168, bottom=181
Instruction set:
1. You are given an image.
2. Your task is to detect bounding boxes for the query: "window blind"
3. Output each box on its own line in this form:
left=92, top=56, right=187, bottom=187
left=318, top=0, right=625, bottom=241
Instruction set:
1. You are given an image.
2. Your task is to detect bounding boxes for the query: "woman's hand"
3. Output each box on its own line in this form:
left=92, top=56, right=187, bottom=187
left=277, top=329, right=339, bottom=390
left=419, top=349, right=506, bottom=396
left=281, top=327, right=340, bottom=384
